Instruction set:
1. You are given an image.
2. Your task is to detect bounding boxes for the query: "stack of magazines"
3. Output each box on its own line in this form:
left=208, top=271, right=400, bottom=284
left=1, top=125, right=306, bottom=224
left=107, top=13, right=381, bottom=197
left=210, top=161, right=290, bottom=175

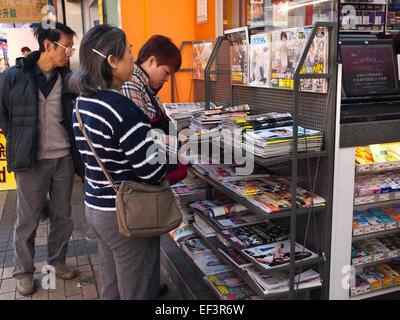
left=162, top=102, right=212, bottom=131
left=245, top=265, right=321, bottom=295
left=222, top=174, right=326, bottom=213
left=190, top=198, right=268, bottom=229
left=189, top=104, right=252, bottom=139
left=243, top=126, right=323, bottom=158
left=221, top=112, right=293, bottom=148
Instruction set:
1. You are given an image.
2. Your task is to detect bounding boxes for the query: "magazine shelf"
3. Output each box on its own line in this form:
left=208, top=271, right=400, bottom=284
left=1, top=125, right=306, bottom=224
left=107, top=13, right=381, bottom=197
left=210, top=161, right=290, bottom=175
left=192, top=209, right=322, bottom=269
left=356, top=161, right=400, bottom=174
left=190, top=167, right=327, bottom=220
left=216, top=140, right=328, bottom=169
left=192, top=219, right=322, bottom=299
left=164, top=21, right=338, bottom=300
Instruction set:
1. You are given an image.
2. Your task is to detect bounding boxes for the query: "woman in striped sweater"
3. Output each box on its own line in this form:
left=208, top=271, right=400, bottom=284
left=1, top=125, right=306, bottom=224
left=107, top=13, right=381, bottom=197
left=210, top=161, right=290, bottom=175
left=69, top=25, right=168, bottom=300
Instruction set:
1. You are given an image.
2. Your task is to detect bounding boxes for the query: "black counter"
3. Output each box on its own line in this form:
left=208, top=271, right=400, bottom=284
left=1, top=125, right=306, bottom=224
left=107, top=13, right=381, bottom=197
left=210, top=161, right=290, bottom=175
left=340, top=119, right=400, bottom=148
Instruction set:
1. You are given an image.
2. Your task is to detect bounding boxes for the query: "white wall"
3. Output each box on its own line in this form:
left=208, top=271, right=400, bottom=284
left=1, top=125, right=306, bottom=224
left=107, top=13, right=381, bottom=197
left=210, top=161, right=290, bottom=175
left=3, top=28, right=39, bottom=67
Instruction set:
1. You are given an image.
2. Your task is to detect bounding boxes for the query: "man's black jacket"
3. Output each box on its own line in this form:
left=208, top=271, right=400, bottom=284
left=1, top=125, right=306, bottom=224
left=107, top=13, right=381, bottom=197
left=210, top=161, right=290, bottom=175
left=0, top=51, right=84, bottom=178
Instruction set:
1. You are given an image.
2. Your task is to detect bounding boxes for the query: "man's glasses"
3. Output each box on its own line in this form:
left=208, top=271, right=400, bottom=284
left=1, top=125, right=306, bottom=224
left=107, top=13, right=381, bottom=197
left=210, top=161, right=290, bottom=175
left=54, top=41, right=76, bottom=55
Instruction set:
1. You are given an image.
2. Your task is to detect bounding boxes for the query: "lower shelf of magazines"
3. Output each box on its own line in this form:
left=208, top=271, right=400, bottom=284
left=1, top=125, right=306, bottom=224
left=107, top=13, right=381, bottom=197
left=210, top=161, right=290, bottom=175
left=190, top=167, right=327, bottom=219
left=193, top=225, right=322, bottom=299
left=191, top=209, right=322, bottom=297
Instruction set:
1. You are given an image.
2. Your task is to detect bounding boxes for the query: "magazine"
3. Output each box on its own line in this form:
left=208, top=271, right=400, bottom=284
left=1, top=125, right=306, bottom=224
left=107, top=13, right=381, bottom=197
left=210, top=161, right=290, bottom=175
left=270, top=26, right=328, bottom=93
left=169, top=223, right=196, bottom=244
left=245, top=265, right=321, bottom=294
left=224, top=27, right=250, bottom=85
left=223, top=174, right=326, bottom=213
left=205, top=271, right=260, bottom=300
left=181, top=237, right=212, bottom=257
left=215, top=211, right=268, bottom=229
left=192, top=41, right=217, bottom=81
left=190, top=199, right=247, bottom=218
left=218, top=248, right=253, bottom=269
left=249, top=32, right=270, bottom=87
left=221, top=221, right=289, bottom=249
left=241, top=240, right=318, bottom=270
left=191, top=251, right=232, bottom=275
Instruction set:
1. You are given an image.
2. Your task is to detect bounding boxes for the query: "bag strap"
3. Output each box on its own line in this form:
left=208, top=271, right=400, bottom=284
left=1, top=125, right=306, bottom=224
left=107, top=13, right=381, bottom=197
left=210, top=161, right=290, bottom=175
left=75, top=99, right=119, bottom=193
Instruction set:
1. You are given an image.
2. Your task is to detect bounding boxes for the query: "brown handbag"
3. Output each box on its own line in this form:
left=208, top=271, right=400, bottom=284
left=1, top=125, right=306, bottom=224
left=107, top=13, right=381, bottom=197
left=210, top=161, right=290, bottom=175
left=75, top=100, right=182, bottom=238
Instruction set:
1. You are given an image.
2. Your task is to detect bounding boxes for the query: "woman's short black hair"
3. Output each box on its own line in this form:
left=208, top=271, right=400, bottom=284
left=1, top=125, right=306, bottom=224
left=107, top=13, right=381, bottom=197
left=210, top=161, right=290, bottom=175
left=69, top=24, right=127, bottom=96
left=33, top=20, right=76, bottom=52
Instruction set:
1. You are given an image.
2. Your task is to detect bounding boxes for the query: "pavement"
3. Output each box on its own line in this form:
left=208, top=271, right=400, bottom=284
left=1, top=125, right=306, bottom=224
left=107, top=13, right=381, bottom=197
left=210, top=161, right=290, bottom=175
left=0, top=181, right=183, bottom=300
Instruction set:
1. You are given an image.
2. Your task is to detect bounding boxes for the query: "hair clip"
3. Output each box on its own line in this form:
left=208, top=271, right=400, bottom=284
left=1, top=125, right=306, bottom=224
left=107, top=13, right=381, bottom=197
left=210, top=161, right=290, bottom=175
left=92, top=48, right=107, bottom=59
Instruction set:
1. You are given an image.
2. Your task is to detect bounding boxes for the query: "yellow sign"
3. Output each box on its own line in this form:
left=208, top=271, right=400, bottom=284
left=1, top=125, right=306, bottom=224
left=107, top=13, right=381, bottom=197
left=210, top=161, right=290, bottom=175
left=0, top=0, right=57, bottom=23
left=0, top=132, right=16, bottom=191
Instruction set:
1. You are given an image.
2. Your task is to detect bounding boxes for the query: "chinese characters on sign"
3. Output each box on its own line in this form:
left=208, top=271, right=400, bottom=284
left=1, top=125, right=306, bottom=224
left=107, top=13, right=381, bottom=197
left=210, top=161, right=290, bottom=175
left=0, top=0, right=57, bottom=23
left=0, top=131, right=16, bottom=191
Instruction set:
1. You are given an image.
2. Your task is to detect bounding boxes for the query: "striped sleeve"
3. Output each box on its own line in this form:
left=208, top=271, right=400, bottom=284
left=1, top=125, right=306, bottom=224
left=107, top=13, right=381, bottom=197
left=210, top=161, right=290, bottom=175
left=114, top=109, right=167, bottom=184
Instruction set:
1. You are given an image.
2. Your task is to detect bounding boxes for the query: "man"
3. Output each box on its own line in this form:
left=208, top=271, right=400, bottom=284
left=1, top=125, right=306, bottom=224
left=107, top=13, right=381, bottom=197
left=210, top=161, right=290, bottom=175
left=21, top=46, right=32, bottom=57
left=0, top=21, right=84, bottom=296
left=16, top=47, right=32, bottom=65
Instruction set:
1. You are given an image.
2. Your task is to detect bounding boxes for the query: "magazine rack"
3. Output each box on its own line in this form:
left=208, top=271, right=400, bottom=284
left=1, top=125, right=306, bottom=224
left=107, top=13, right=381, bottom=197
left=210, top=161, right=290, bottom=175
left=165, top=22, right=339, bottom=300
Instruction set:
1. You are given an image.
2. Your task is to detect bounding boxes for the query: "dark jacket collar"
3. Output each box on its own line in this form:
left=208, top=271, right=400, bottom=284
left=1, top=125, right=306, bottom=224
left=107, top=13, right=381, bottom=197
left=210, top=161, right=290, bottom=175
left=18, top=50, right=69, bottom=79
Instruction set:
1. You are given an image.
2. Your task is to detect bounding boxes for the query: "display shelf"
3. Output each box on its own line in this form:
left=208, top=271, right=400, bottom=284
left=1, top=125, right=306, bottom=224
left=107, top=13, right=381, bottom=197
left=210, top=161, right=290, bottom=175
left=215, top=140, right=328, bottom=169
left=192, top=218, right=322, bottom=299
left=192, top=210, right=322, bottom=272
left=350, top=281, right=400, bottom=299
left=353, top=223, right=400, bottom=238
left=351, top=250, right=399, bottom=267
left=354, top=192, right=400, bottom=206
left=190, top=167, right=326, bottom=220
left=160, top=234, right=218, bottom=300
left=356, top=160, right=400, bottom=174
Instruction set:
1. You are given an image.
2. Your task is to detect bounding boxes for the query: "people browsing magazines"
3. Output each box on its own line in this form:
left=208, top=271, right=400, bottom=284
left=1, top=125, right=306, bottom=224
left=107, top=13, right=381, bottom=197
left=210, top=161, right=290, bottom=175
left=121, top=35, right=188, bottom=186
left=69, top=25, right=168, bottom=300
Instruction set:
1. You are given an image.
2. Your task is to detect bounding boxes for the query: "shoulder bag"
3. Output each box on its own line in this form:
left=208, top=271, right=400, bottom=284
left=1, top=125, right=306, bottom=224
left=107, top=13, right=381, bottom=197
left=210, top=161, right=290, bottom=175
left=75, top=100, right=182, bottom=238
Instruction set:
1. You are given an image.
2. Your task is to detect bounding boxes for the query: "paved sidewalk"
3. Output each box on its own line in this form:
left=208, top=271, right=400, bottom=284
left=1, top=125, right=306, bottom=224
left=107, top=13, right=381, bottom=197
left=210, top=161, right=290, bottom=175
left=0, top=182, right=183, bottom=300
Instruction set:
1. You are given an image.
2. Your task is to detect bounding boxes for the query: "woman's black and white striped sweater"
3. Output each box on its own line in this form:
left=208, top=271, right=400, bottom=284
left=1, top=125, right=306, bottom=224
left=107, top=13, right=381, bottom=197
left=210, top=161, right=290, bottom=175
left=72, top=90, right=168, bottom=211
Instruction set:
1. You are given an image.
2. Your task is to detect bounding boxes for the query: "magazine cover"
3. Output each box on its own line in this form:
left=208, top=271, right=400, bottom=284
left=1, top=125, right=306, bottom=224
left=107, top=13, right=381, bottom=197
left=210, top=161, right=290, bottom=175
left=192, top=251, right=232, bottom=275
left=299, top=27, right=329, bottom=93
left=241, top=240, right=318, bottom=270
left=218, top=248, right=253, bottom=269
left=192, top=41, right=217, bottom=81
left=249, top=32, right=270, bottom=87
left=181, top=237, right=212, bottom=256
left=169, top=223, right=196, bottom=244
left=270, top=26, right=328, bottom=93
left=206, top=271, right=259, bottom=300
left=224, top=26, right=250, bottom=85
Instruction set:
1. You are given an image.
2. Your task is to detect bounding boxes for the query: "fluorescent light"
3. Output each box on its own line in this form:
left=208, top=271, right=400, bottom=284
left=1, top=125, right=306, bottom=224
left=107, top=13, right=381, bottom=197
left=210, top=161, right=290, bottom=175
left=278, top=0, right=330, bottom=13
